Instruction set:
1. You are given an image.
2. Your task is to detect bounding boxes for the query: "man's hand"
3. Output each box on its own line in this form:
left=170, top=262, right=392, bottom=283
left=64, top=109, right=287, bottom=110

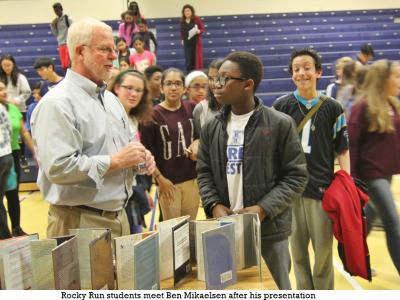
left=144, top=149, right=156, bottom=175
left=109, top=142, right=146, bottom=171
left=237, top=205, right=267, bottom=221
left=212, top=204, right=233, bottom=218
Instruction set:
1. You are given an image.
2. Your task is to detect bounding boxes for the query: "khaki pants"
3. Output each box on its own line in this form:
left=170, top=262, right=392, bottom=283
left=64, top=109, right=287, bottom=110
left=159, top=179, right=200, bottom=220
left=290, top=197, right=334, bottom=290
left=47, top=204, right=130, bottom=239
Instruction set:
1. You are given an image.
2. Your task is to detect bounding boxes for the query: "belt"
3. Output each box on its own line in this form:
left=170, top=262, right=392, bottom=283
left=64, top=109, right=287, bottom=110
left=75, top=205, right=120, bottom=218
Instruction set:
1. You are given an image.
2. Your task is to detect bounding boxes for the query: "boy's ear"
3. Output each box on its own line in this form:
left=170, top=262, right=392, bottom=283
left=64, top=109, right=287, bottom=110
left=243, top=79, right=255, bottom=92
left=316, top=68, right=323, bottom=79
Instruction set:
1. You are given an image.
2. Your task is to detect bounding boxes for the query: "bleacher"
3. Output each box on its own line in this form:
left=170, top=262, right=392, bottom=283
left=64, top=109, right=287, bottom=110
left=1, top=8, right=399, bottom=106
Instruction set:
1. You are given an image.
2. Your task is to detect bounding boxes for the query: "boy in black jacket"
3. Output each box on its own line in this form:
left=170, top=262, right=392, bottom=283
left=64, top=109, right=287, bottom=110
left=197, top=51, right=308, bottom=289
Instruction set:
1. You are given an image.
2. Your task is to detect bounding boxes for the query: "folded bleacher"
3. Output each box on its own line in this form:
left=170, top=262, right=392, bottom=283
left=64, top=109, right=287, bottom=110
left=1, top=8, right=399, bottom=106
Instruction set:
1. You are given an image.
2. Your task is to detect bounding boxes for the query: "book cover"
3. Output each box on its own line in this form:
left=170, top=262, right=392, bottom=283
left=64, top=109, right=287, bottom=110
left=52, top=235, right=80, bottom=290
left=202, top=223, right=237, bottom=290
left=89, top=230, right=114, bottom=290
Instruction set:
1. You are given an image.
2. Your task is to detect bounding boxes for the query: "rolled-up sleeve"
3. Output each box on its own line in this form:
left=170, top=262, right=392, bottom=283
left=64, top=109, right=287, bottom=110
left=31, top=97, right=111, bottom=189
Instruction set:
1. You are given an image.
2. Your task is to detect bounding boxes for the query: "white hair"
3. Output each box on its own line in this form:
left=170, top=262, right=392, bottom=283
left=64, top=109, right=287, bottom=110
left=67, top=18, right=112, bottom=62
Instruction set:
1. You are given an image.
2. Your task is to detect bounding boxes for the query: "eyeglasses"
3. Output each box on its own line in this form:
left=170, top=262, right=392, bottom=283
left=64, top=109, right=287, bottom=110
left=210, top=76, right=248, bottom=87
left=163, top=81, right=184, bottom=88
left=120, top=85, right=144, bottom=94
left=83, top=45, right=118, bottom=55
left=189, top=84, right=208, bottom=91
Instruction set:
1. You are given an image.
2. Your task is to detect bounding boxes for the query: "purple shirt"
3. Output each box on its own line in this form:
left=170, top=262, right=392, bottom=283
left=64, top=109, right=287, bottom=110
left=140, top=101, right=198, bottom=184
left=349, top=100, right=400, bottom=179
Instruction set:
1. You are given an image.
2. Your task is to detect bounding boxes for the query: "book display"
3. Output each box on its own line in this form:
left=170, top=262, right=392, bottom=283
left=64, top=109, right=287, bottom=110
left=0, top=213, right=275, bottom=290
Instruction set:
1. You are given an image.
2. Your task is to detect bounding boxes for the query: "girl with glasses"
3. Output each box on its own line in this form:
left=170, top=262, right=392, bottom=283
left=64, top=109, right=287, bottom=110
left=113, top=69, right=153, bottom=233
left=185, top=70, right=208, bottom=104
left=141, top=68, right=200, bottom=221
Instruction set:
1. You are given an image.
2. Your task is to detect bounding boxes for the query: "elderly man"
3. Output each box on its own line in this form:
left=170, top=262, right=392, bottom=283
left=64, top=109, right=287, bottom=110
left=31, top=18, right=155, bottom=238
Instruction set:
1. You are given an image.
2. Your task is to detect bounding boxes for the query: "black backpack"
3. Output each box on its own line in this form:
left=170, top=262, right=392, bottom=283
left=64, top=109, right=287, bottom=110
left=54, top=15, right=70, bottom=30
left=64, top=15, right=70, bottom=28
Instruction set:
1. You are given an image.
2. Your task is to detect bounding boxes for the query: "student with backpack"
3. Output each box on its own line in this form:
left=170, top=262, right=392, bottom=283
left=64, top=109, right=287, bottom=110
left=50, top=3, right=73, bottom=70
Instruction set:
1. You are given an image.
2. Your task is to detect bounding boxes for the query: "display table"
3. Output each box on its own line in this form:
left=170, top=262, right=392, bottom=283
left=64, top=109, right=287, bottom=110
left=161, top=263, right=278, bottom=290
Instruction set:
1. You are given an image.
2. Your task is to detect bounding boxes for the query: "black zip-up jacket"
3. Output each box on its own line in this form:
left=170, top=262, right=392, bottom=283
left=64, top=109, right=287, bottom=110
left=197, top=97, right=309, bottom=241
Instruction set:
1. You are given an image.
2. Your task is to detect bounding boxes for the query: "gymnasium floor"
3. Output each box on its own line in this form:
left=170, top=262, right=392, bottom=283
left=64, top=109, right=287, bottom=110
left=10, top=176, right=400, bottom=290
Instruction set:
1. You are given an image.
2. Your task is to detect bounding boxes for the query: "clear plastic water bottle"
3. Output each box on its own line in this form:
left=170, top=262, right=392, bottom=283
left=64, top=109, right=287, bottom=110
left=133, top=131, right=147, bottom=175
left=134, top=162, right=147, bottom=175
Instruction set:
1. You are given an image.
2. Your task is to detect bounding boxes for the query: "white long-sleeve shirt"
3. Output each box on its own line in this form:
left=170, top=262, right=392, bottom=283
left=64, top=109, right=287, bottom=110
left=31, top=69, right=134, bottom=210
left=6, top=74, right=31, bottom=112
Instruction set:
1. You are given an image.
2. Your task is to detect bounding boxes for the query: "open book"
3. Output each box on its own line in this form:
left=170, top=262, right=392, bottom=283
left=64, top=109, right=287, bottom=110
left=193, top=213, right=262, bottom=282
left=157, top=215, right=191, bottom=285
left=203, top=222, right=237, bottom=289
left=69, top=228, right=113, bottom=289
left=114, top=231, right=159, bottom=290
left=0, top=235, right=38, bottom=290
left=30, top=234, right=78, bottom=289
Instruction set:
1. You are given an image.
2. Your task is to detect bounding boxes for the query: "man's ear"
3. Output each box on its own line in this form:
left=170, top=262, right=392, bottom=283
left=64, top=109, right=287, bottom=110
left=75, top=45, right=85, bottom=59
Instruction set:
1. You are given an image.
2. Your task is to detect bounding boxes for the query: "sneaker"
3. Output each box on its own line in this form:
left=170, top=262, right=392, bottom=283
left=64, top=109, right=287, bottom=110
left=19, top=157, right=29, bottom=168
left=12, top=226, right=28, bottom=237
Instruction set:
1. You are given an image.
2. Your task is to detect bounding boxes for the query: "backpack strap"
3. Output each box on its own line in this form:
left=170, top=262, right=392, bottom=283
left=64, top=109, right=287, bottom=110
left=65, top=15, right=70, bottom=28
left=297, top=95, right=327, bottom=133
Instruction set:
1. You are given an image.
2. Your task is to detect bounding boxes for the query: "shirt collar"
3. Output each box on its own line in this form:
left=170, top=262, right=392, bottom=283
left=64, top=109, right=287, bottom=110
left=294, top=89, right=320, bottom=108
left=65, top=69, right=106, bottom=99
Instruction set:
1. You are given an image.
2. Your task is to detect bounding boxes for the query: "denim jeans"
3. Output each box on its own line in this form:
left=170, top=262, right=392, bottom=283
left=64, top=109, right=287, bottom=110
left=365, top=177, right=400, bottom=274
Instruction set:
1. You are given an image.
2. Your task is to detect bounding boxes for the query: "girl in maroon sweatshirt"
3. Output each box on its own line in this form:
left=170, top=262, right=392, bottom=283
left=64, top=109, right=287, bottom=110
left=348, top=60, right=400, bottom=275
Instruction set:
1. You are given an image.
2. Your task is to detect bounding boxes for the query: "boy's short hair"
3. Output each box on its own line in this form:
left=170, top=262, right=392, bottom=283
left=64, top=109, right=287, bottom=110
left=33, top=81, right=47, bottom=97
left=53, top=2, right=62, bottom=10
left=33, top=57, right=55, bottom=69
left=360, top=44, right=375, bottom=57
left=289, top=48, right=322, bottom=75
left=223, top=51, right=263, bottom=92
left=144, top=65, right=164, bottom=80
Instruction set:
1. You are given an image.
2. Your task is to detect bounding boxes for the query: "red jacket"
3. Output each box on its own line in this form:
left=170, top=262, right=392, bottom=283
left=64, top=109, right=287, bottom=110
left=322, top=170, right=371, bottom=280
left=193, top=16, right=204, bottom=70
